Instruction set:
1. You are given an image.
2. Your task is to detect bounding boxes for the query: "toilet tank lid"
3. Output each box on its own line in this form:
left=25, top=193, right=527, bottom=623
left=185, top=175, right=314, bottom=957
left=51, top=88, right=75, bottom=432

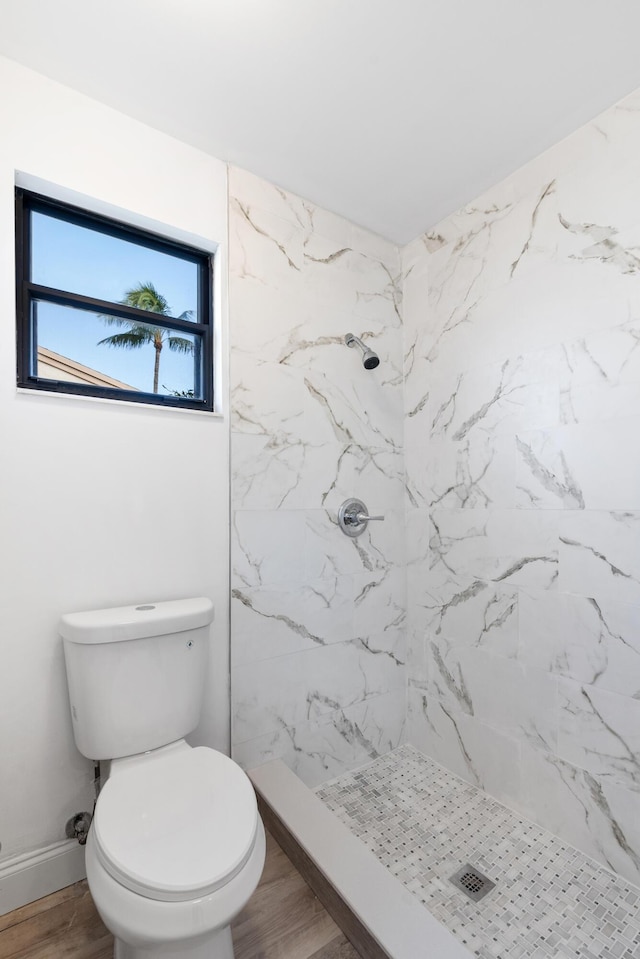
left=59, top=597, right=214, bottom=645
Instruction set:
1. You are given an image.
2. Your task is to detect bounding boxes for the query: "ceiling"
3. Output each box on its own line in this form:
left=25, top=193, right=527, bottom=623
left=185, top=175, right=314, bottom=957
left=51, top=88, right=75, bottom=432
left=2, top=1, right=640, bottom=244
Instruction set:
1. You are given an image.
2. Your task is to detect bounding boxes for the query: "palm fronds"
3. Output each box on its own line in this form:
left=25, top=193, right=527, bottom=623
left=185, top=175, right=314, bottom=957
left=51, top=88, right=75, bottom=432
left=98, top=325, right=156, bottom=349
left=122, top=282, right=170, bottom=315
left=97, top=282, right=195, bottom=393
left=167, top=336, right=194, bottom=354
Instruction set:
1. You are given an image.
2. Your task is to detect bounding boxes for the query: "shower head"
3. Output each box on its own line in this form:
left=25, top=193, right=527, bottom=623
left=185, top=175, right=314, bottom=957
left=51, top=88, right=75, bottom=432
left=345, top=333, right=380, bottom=370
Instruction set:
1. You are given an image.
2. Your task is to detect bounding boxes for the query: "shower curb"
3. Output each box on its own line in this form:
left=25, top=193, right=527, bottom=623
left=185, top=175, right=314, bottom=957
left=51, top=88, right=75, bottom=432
left=249, top=760, right=471, bottom=959
left=255, top=792, right=388, bottom=959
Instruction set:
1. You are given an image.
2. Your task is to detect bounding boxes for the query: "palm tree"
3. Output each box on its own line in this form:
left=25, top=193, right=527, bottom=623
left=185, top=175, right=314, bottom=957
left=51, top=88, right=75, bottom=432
left=98, top=282, right=194, bottom=393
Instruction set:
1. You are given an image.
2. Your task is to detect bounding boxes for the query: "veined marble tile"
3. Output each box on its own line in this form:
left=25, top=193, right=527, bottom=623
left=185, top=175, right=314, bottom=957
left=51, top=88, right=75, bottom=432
left=413, top=576, right=519, bottom=657
left=511, top=88, right=640, bottom=208
left=561, top=378, right=640, bottom=427
left=424, top=198, right=509, bottom=255
left=232, top=637, right=406, bottom=744
left=517, top=418, right=640, bottom=510
left=408, top=349, right=560, bottom=445
left=407, top=568, right=518, bottom=658
left=300, top=366, right=403, bottom=452
left=402, top=260, right=431, bottom=373
left=233, top=688, right=406, bottom=788
left=426, top=638, right=557, bottom=752
left=545, top=196, right=640, bottom=282
left=232, top=509, right=314, bottom=589
left=437, top=156, right=640, bottom=288
left=424, top=254, right=636, bottom=380
left=519, top=589, right=640, bottom=698
left=435, top=582, right=518, bottom=656
left=515, top=429, right=585, bottom=509
left=301, top=236, right=402, bottom=329
left=233, top=506, right=403, bottom=593
left=350, top=220, right=401, bottom=267
left=558, top=510, right=640, bottom=604
left=404, top=623, right=429, bottom=685
left=401, top=90, right=640, bottom=890
left=429, top=187, right=536, bottom=304
left=231, top=358, right=338, bottom=442
left=232, top=345, right=402, bottom=451
left=231, top=433, right=405, bottom=511
left=545, top=192, right=640, bottom=306
left=558, top=313, right=640, bottom=426
left=349, top=626, right=406, bottom=677
left=516, top=742, right=640, bottom=886
left=230, top=165, right=405, bottom=786
left=557, top=679, right=640, bottom=790
left=230, top=271, right=309, bottom=364
left=231, top=225, right=401, bottom=364
left=230, top=166, right=315, bottom=235
left=406, top=684, right=521, bottom=804
left=230, top=165, right=401, bottom=271
left=560, top=317, right=640, bottom=390
left=352, top=566, right=406, bottom=638
left=598, top=776, right=640, bottom=885
left=285, top=328, right=404, bottom=390
left=315, top=444, right=405, bottom=512
left=231, top=434, right=336, bottom=511
left=425, top=508, right=560, bottom=592
left=229, top=193, right=306, bottom=272
left=404, top=305, right=436, bottom=391
left=553, top=157, right=640, bottom=253
left=406, top=433, right=516, bottom=510
left=404, top=506, right=433, bottom=566
left=230, top=240, right=400, bottom=376
left=302, top=508, right=404, bottom=581
left=231, top=575, right=354, bottom=667
left=401, top=234, right=431, bottom=277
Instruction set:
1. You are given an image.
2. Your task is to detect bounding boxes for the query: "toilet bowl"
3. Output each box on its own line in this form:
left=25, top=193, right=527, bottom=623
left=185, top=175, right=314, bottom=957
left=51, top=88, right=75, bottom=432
left=60, top=597, right=265, bottom=959
left=85, top=741, right=265, bottom=959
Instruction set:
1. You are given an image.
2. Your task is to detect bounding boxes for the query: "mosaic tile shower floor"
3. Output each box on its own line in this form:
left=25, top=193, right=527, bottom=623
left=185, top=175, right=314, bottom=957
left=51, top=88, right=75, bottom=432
left=316, top=745, right=640, bottom=959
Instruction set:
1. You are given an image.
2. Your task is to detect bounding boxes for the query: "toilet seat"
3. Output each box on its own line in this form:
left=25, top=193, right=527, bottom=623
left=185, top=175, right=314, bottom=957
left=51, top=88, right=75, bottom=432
left=92, top=746, right=258, bottom=903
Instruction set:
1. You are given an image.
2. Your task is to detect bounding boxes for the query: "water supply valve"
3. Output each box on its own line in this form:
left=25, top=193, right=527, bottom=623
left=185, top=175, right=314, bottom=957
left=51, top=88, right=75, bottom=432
left=338, top=498, right=385, bottom=537
left=65, top=811, right=93, bottom=845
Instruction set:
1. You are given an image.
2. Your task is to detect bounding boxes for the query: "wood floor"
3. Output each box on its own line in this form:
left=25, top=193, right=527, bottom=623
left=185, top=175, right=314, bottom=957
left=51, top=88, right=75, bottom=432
left=0, top=831, right=360, bottom=959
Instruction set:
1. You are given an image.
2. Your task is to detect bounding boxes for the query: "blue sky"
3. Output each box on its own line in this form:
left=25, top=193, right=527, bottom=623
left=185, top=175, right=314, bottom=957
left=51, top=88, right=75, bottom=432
left=31, top=211, right=203, bottom=395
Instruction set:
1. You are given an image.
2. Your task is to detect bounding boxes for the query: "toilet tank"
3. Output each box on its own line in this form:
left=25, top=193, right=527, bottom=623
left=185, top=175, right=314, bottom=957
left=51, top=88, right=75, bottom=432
left=61, top=598, right=213, bottom=760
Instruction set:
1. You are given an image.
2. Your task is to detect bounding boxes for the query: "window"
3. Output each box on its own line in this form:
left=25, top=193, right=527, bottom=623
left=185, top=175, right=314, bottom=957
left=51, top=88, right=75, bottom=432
left=15, top=189, right=214, bottom=410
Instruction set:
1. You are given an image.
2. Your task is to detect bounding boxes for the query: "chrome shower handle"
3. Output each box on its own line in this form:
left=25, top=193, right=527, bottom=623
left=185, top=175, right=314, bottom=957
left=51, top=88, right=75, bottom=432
left=338, top=498, right=385, bottom=537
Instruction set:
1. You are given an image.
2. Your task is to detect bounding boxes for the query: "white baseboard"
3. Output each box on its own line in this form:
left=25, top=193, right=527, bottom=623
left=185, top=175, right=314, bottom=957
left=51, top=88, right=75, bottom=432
left=0, top=839, right=87, bottom=916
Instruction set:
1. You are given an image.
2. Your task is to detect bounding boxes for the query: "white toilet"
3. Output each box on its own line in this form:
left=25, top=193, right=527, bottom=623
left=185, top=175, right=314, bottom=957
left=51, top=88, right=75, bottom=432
left=61, top=597, right=265, bottom=959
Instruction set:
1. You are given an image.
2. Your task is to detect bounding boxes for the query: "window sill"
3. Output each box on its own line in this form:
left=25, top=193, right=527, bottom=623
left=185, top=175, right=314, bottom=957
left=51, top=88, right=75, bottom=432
left=16, top=387, right=225, bottom=419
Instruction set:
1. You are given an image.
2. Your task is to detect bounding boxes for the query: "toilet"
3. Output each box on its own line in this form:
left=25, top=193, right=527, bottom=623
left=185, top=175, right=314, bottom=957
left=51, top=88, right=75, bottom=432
left=61, top=597, right=265, bottom=959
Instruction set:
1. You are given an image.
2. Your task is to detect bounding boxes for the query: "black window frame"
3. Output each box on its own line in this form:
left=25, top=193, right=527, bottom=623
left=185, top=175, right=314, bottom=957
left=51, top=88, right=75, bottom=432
left=15, top=188, right=214, bottom=411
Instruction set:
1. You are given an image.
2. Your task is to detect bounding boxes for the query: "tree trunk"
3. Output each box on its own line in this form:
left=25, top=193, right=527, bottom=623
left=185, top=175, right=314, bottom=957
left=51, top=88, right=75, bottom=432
left=153, top=342, right=162, bottom=393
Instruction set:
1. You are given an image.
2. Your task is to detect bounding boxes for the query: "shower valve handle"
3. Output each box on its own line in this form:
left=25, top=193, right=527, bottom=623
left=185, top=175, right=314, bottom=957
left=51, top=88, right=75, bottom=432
left=338, top=498, right=385, bottom=537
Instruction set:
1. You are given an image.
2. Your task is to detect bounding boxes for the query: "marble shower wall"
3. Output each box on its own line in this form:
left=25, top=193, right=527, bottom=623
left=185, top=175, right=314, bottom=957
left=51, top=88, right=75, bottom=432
left=229, top=167, right=405, bottom=786
left=404, top=89, right=640, bottom=886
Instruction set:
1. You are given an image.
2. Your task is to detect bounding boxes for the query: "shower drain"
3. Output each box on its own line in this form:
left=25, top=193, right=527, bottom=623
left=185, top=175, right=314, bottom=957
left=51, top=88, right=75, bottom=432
left=449, top=863, right=495, bottom=902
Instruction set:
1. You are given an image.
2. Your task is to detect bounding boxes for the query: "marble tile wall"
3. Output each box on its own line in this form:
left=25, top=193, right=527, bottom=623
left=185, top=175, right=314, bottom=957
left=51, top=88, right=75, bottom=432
left=229, top=168, right=406, bottom=786
left=403, top=88, right=640, bottom=886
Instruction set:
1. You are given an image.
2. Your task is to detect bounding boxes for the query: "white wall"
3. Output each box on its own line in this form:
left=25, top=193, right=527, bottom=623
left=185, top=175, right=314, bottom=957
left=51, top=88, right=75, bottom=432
left=0, top=56, right=230, bottom=862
